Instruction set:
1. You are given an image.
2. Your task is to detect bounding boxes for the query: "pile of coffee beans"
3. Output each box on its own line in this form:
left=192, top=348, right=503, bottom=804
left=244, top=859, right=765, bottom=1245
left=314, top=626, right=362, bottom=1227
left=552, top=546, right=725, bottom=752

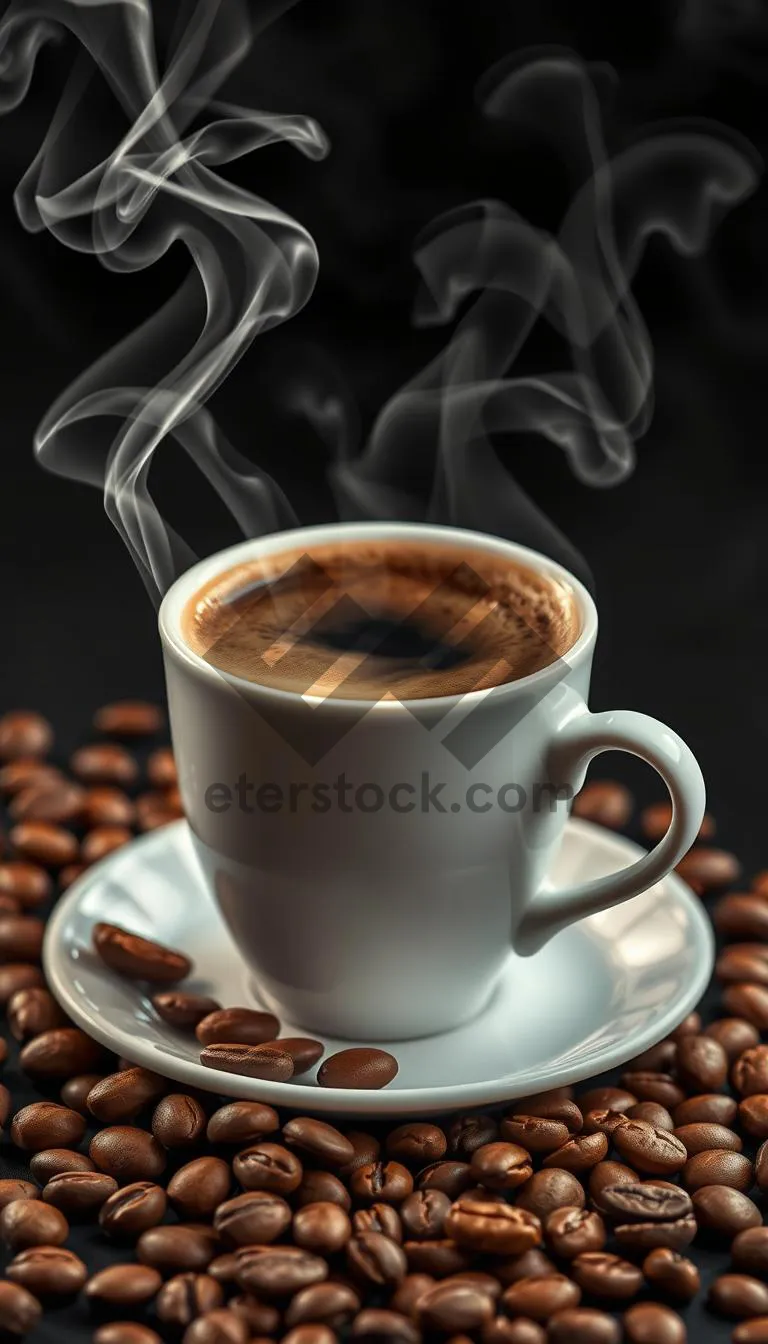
left=0, top=712, right=767, bottom=1342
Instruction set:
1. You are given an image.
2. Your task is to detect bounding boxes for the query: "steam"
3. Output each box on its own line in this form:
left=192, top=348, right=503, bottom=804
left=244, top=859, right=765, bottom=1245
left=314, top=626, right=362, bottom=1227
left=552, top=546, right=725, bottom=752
left=0, top=0, right=329, bottom=598
left=316, top=51, right=759, bottom=583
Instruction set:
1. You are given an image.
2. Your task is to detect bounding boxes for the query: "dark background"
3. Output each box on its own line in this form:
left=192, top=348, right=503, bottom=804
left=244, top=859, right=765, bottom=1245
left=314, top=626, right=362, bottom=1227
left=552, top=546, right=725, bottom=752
left=1, top=1, right=768, bottom=1340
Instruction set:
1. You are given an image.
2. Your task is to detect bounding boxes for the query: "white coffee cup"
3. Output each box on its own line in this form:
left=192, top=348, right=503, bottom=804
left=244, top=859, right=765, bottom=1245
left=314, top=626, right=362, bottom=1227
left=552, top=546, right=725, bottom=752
left=159, top=521, right=706, bottom=1040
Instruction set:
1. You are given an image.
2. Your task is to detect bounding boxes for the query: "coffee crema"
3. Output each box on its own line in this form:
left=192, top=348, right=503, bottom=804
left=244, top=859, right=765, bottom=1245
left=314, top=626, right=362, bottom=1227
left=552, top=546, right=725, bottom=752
left=182, top=538, right=580, bottom=700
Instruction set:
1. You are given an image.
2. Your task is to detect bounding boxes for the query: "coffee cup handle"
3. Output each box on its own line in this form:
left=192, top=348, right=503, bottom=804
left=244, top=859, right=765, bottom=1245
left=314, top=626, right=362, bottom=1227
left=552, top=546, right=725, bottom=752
left=513, top=707, right=706, bottom=957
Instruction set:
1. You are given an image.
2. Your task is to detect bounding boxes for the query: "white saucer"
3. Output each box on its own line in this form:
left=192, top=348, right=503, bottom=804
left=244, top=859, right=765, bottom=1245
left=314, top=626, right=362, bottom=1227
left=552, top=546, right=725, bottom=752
left=44, top=819, right=714, bottom=1117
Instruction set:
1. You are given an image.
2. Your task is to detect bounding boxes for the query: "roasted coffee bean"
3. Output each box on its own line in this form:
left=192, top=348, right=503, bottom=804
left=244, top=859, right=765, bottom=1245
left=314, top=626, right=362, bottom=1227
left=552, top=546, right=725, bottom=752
left=416, top=1161, right=473, bottom=1198
left=93, top=921, right=192, bottom=982
left=317, top=1047, right=398, bottom=1089
left=403, top=1240, right=474, bottom=1277
left=725, top=982, right=768, bottom=1028
left=628, top=1040, right=678, bottom=1073
left=445, top=1200, right=542, bottom=1254
left=200, top=1042, right=294, bottom=1080
left=0, top=963, right=44, bottom=1004
left=579, top=1086, right=636, bottom=1114
left=285, top=1280, right=361, bottom=1328
left=756, top=1139, right=768, bottom=1191
left=94, top=701, right=163, bottom=736
left=674, top=1122, right=742, bottom=1155
left=514, top=1098, right=583, bottom=1133
left=6, top=1245, right=87, bottom=1297
left=8, top=987, right=67, bottom=1040
left=676, top=1034, right=728, bottom=1091
left=593, top=1183, right=693, bottom=1222
left=642, top=1247, right=700, bottom=1302
left=10, top=822, right=78, bottom=867
left=614, top=1215, right=697, bottom=1253
left=269, top=1038, right=324, bottom=1074
left=0, top=1199, right=69, bottom=1250
left=230, top=1294, right=281, bottom=1337
left=99, top=1182, right=168, bottom=1237
left=545, top=1207, right=606, bottom=1257
left=152, top=1094, right=207, bottom=1147
left=623, top=1302, right=686, bottom=1343
left=619, top=1073, right=685, bottom=1109
left=734, top=1045, right=768, bottom=1096
left=81, top=825, right=132, bottom=863
left=390, top=1274, right=435, bottom=1320
left=293, top=1201, right=351, bottom=1253
left=546, top=1309, right=619, bottom=1344
left=137, top=1224, right=219, bottom=1274
left=400, top=1190, right=450, bottom=1241
left=682, top=1149, right=753, bottom=1192
left=90, top=1125, right=167, bottom=1181
left=0, top=760, right=62, bottom=799
left=0, top=1279, right=42, bottom=1334
left=612, top=1122, right=687, bottom=1175
left=0, top=1082, right=10, bottom=1127
left=30, top=1150, right=94, bottom=1183
left=85, top=1262, right=163, bottom=1305
left=214, top=1190, right=292, bottom=1246
left=136, top=789, right=184, bottom=831
left=295, top=1170, right=351, bottom=1210
left=70, top=742, right=138, bottom=785
left=351, top=1161, right=414, bottom=1204
left=168, top=1157, right=231, bottom=1221
left=709, top=1273, right=768, bottom=1317
left=202, top=1254, right=239, bottom=1285
left=515, top=1169, right=586, bottom=1220
left=20, top=1027, right=102, bottom=1079
left=386, top=1123, right=447, bottom=1164
left=419, top=1279, right=495, bottom=1331
left=10, top=778, right=84, bottom=825
left=156, top=1273, right=224, bottom=1327
left=542, top=1133, right=609, bottom=1172
left=202, top=1103, right=277, bottom=1149
left=195, top=1007, right=281, bottom=1047
left=572, top=780, right=632, bottom=828
left=10, top=1101, right=85, bottom=1152
left=500, top=1115, right=570, bottom=1152
left=740, top=1095, right=768, bottom=1138
left=469, top=1141, right=533, bottom=1189
left=0, top=1181, right=38, bottom=1210
left=733, top=1323, right=768, bottom=1344
left=347, top=1232, right=408, bottom=1286
left=448, top=1113, right=499, bottom=1155
left=353, top=1202, right=403, bottom=1242
left=233, top=1142, right=303, bottom=1193
left=58, top=864, right=86, bottom=890
left=733, top=1226, right=768, bottom=1274
left=673, top=1093, right=738, bottom=1126
left=705, top=1019, right=762, bottom=1068
left=589, top=1161, right=639, bottom=1202
left=501, top=1274, right=582, bottom=1321
left=42, top=1170, right=118, bottom=1215
left=494, top=1248, right=557, bottom=1286
left=715, top=894, right=768, bottom=940
left=145, top=746, right=177, bottom=789
left=626, top=1103, right=674, bottom=1130
left=0, top=862, right=52, bottom=908
left=676, top=846, right=741, bottom=889
left=336, top=1132, right=382, bottom=1179
left=571, top=1251, right=644, bottom=1300
left=582, top=1110, right=629, bottom=1138
left=283, top=1116, right=355, bottom=1167
left=83, top=786, right=135, bottom=828
left=642, top=802, right=715, bottom=843
left=236, top=1245, right=328, bottom=1296
left=717, top=947, right=768, bottom=985
left=0, top=915, right=44, bottom=963
left=484, top=1322, right=547, bottom=1344
left=181, top=1308, right=249, bottom=1344
left=86, top=1067, right=167, bottom=1122
left=350, top=1308, right=419, bottom=1344
left=152, top=990, right=221, bottom=1029
left=0, top=713, right=53, bottom=761
left=692, top=1184, right=761, bottom=1237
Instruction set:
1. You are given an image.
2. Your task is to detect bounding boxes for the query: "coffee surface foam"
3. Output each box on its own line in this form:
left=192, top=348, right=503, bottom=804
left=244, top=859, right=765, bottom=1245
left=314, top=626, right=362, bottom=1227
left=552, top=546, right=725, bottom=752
left=182, top=538, right=580, bottom=700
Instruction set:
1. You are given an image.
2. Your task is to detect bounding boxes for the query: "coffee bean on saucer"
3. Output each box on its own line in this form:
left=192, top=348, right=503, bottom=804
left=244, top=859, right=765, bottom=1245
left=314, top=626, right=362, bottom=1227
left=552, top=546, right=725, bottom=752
left=317, top=1048, right=399, bottom=1089
left=42, top=1170, right=118, bottom=1216
left=0, top=914, right=44, bottom=962
left=445, top=1200, right=542, bottom=1254
left=152, top=991, right=222, bottom=1029
left=399, top=1191, right=449, bottom=1241
left=572, top=780, right=632, bottom=828
left=545, top=1207, right=606, bottom=1257
left=0, top=1279, right=42, bottom=1334
left=416, top=1161, right=473, bottom=1198
left=7, top=987, right=67, bottom=1040
left=0, top=862, right=52, bottom=907
left=709, top=1273, right=768, bottom=1317
left=283, top=1117, right=355, bottom=1167
left=691, top=1185, right=761, bottom=1237
left=469, top=1142, right=533, bottom=1189
left=515, top=1169, right=586, bottom=1220
left=93, top=921, right=192, bottom=982
left=547, top=1310, right=619, bottom=1344
left=152, top=1094, right=207, bottom=1147
left=6, top=1246, right=87, bottom=1297
left=571, top=1252, right=644, bottom=1300
left=214, top=1190, right=292, bottom=1246
left=196, top=1007, right=281, bottom=1046
left=156, top=1273, right=223, bottom=1328
left=682, top=1149, right=753, bottom=1192
left=622, top=1302, right=686, bottom=1343
left=642, top=1247, right=700, bottom=1302
left=89, top=1126, right=167, bottom=1181
left=676, top=847, right=741, bottom=890
left=714, top=895, right=768, bottom=940
left=206, top=1100, right=279, bottom=1145
left=10, top=1102, right=85, bottom=1151
left=85, top=1262, right=163, bottom=1306
left=81, top=826, right=132, bottom=864
left=20, top=1027, right=103, bottom=1078
left=83, top=787, right=136, bottom=828
left=350, top=1161, right=414, bottom=1204
left=448, top=1113, right=499, bottom=1155
left=0, top=1181, right=38, bottom=1210
left=0, top=1199, right=69, bottom=1250
left=0, top=963, right=43, bottom=1003
left=168, top=1157, right=231, bottom=1220
left=0, top=712, right=53, bottom=760
left=295, top=1170, right=351, bottom=1210
left=673, top=1093, right=738, bottom=1126
left=99, top=1182, right=168, bottom=1238
left=94, top=701, right=163, bottom=736
left=500, top=1116, right=570, bottom=1152
left=137, top=1224, right=219, bottom=1274
left=234, top=1142, right=303, bottom=1193
left=30, top=1150, right=95, bottom=1182
left=87, top=1067, right=168, bottom=1123
left=386, top=1123, right=447, bottom=1164
left=200, top=1043, right=294, bottom=1080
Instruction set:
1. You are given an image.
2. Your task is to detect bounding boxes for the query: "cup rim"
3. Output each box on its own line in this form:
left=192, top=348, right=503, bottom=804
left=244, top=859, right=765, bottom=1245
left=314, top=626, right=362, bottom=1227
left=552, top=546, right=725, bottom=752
left=158, top=521, right=597, bottom=711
